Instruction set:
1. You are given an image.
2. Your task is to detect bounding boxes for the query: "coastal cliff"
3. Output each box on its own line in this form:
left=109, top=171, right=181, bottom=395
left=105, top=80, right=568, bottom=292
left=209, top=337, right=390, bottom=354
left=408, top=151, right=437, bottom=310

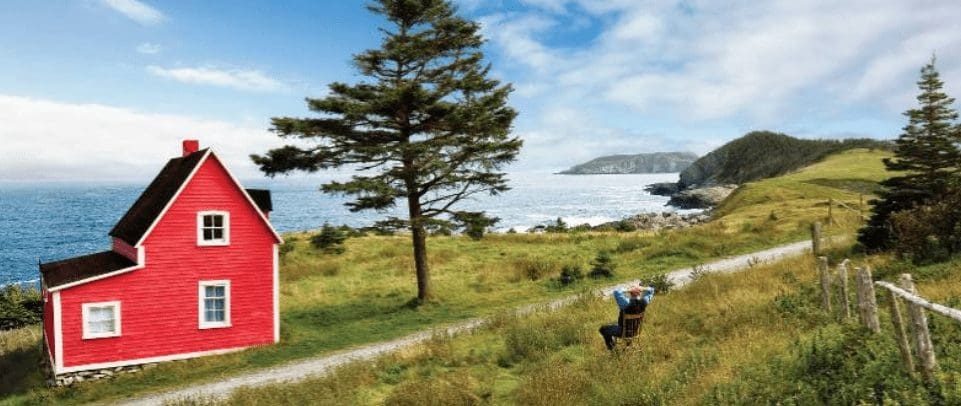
left=559, top=152, right=698, bottom=174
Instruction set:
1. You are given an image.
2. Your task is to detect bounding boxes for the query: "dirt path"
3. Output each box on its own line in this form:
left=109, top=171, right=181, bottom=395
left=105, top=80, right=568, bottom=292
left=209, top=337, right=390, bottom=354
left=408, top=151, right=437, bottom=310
left=114, top=239, right=814, bottom=406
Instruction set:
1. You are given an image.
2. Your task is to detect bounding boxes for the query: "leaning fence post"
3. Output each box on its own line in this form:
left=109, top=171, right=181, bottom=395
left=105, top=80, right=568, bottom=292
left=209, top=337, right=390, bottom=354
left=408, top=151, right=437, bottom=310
left=827, top=198, right=834, bottom=225
left=899, top=273, right=937, bottom=380
left=855, top=266, right=880, bottom=333
left=810, top=222, right=822, bottom=257
left=887, top=289, right=915, bottom=375
left=838, top=259, right=851, bottom=319
left=818, top=256, right=832, bottom=312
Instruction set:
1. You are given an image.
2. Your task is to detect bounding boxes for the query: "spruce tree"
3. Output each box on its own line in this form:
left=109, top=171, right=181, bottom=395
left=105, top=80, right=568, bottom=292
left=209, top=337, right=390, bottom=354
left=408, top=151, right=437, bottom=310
left=859, top=57, right=961, bottom=250
left=252, top=0, right=521, bottom=302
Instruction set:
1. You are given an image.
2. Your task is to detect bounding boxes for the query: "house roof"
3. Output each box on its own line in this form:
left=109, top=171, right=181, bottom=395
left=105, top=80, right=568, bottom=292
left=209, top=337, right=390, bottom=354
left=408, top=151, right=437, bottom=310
left=245, top=189, right=273, bottom=213
left=109, top=149, right=208, bottom=246
left=40, top=251, right=137, bottom=289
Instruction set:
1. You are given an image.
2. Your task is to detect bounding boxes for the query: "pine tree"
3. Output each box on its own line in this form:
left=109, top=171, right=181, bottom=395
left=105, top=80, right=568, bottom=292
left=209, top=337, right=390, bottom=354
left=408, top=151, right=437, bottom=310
left=859, top=57, right=961, bottom=250
left=251, top=0, right=521, bottom=302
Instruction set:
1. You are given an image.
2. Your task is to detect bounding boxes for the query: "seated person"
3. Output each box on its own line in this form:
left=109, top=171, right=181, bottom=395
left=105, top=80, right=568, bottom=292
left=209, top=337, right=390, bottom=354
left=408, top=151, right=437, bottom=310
left=599, top=284, right=654, bottom=351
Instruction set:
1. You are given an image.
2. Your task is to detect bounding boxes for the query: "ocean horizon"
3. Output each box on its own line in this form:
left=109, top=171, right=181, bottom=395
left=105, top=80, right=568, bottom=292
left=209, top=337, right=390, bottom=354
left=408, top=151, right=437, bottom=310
left=0, top=172, right=687, bottom=286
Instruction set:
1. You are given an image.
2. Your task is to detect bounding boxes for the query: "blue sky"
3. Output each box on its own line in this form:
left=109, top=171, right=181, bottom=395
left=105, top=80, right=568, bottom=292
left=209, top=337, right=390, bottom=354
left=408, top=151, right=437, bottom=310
left=1, top=0, right=959, bottom=182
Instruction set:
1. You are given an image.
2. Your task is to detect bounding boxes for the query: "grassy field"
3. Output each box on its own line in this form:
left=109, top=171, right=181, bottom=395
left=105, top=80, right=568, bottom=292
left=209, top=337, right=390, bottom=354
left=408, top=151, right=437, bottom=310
left=189, top=248, right=961, bottom=405
left=0, top=148, right=891, bottom=405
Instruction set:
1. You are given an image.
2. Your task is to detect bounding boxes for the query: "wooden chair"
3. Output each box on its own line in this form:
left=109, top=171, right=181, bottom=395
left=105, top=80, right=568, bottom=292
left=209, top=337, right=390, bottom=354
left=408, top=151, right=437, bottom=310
left=613, top=312, right=645, bottom=351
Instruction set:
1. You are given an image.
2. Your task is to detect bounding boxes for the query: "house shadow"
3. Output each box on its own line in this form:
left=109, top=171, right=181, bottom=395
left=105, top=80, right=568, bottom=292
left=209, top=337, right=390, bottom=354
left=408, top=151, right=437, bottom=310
left=0, top=341, right=45, bottom=396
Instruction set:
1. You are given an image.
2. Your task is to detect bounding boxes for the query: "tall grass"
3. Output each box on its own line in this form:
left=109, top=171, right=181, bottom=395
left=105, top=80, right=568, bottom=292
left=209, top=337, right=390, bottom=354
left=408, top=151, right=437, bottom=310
left=203, top=250, right=961, bottom=405
left=0, top=149, right=896, bottom=404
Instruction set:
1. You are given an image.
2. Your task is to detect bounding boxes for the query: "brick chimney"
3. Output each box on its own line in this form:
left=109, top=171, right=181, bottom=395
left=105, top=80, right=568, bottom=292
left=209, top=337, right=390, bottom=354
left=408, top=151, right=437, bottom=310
left=182, top=140, right=200, bottom=157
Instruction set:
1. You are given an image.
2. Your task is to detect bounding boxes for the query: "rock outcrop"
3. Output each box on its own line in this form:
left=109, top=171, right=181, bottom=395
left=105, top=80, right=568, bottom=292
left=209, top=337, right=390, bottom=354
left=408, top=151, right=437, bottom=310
left=667, top=185, right=738, bottom=209
left=644, top=182, right=680, bottom=196
left=595, top=211, right=710, bottom=231
left=560, top=152, right=698, bottom=174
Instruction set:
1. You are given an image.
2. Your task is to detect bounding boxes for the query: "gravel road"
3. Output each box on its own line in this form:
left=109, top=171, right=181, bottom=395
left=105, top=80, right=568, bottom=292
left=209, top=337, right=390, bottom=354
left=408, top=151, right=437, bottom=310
left=114, top=239, right=814, bottom=406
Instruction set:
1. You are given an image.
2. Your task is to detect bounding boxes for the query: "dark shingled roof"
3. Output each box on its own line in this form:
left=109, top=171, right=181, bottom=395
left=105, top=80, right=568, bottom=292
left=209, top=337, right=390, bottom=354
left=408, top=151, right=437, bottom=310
left=40, top=251, right=137, bottom=289
left=109, top=149, right=208, bottom=245
left=245, top=189, right=272, bottom=213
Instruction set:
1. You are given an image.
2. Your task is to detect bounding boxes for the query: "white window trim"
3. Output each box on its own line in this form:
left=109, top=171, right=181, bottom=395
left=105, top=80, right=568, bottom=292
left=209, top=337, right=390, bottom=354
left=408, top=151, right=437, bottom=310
left=81, top=301, right=121, bottom=339
left=198, top=280, right=231, bottom=329
left=197, top=211, right=230, bottom=246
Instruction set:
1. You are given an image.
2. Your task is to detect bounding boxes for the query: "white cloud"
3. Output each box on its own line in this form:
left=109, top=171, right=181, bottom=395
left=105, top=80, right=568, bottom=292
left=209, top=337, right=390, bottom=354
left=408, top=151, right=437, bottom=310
left=146, top=65, right=288, bottom=92
left=0, top=95, right=281, bottom=182
left=135, top=42, right=162, bottom=55
left=100, top=0, right=165, bottom=26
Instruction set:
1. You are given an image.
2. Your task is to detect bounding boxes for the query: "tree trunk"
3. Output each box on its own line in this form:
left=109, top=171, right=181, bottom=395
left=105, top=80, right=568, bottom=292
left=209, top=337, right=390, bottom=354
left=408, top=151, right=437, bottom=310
left=405, top=179, right=431, bottom=302
left=410, top=221, right=430, bottom=301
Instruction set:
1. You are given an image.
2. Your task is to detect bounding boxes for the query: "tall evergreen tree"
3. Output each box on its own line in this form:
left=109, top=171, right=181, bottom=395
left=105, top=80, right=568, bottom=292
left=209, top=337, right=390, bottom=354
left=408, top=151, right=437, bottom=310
left=859, top=57, right=961, bottom=250
left=251, top=0, right=521, bottom=302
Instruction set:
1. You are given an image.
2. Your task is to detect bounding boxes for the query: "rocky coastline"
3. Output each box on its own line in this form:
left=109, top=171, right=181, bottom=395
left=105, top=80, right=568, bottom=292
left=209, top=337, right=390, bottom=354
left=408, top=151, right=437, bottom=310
left=645, top=182, right=737, bottom=210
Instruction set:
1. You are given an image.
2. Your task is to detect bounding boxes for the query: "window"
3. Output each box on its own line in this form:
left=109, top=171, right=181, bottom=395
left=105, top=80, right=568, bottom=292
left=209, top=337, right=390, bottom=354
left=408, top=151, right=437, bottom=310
left=197, top=211, right=229, bottom=246
left=199, top=281, right=231, bottom=329
left=82, top=301, right=121, bottom=339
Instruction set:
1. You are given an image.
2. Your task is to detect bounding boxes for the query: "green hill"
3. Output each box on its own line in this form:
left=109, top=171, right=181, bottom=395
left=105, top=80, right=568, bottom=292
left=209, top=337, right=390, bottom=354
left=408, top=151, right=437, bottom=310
left=679, top=131, right=891, bottom=188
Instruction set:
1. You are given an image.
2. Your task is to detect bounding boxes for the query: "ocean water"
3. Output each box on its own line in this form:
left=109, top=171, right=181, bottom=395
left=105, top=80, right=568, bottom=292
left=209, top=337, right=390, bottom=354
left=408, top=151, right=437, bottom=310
left=0, top=172, right=684, bottom=286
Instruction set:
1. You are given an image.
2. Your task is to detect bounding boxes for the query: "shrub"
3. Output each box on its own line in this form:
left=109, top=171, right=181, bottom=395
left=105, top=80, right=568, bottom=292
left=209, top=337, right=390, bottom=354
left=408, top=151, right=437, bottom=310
left=558, top=264, right=584, bottom=285
left=544, top=217, right=567, bottom=233
left=588, top=251, right=616, bottom=279
left=889, top=199, right=961, bottom=264
left=1, top=284, right=42, bottom=330
left=512, top=255, right=558, bottom=281
left=311, top=222, right=347, bottom=254
left=644, top=273, right=674, bottom=294
left=278, top=240, right=296, bottom=257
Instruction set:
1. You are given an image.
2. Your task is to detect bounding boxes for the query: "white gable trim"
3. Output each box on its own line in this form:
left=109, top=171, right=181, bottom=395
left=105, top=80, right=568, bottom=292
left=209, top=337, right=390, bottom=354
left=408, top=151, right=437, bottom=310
left=133, top=149, right=282, bottom=248
left=209, top=152, right=283, bottom=243
left=48, top=247, right=145, bottom=293
left=55, top=345, right=254, bottom=375
left=134, top=149, right=212, bottom=247
left=273, top=243, right=280, bottom=343
left=52, top=291, right=64, bottom=373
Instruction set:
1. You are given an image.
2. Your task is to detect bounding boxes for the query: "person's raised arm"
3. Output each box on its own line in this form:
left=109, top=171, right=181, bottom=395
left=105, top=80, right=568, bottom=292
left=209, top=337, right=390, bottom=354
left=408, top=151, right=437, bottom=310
left=642, top=286, right=655, bottom=304
left=613, top=288, right=630, bottom=309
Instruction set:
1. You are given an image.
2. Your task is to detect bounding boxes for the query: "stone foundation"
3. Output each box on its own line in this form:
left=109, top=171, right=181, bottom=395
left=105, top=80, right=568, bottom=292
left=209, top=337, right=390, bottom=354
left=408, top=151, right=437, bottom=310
left=48, top=363, right=157, bottom=387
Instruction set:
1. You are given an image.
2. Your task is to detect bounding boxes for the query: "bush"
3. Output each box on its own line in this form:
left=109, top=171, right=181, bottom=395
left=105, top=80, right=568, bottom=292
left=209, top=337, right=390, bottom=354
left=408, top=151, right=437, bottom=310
left=558, top=264, right=584, bottom=285
left=588, top=251, right=616, bottom=279
left=889, top=199, right=961, bottom=264
left=1, top=284, right=42, bottom=330
left=644, top=273, right=674, bottom=294
left=311, top=222, right=347, bottom=254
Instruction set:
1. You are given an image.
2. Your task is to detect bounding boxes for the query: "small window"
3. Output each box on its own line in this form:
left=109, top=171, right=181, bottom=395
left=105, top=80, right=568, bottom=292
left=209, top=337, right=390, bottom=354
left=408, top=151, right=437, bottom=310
left=82, top=301, right=121, bottom=339
left=199, top=281, right=231, bottom=329
left=197, top=211, right=230, bottom=246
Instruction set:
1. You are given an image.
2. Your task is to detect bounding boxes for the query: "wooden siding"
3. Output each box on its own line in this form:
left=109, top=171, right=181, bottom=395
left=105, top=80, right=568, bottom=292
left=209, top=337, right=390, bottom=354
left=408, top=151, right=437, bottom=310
left=58, top=155, right=277, bottom=368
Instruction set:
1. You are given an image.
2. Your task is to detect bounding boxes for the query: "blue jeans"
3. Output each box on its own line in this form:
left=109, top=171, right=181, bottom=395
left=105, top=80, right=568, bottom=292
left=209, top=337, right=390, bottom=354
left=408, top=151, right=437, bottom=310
left=599, top=324, right=621, bottom=351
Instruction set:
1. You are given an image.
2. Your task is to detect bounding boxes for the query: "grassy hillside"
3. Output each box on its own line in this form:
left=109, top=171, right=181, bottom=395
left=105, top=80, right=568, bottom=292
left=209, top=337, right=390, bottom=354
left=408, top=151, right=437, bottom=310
left=198, top=249, right=961, bottom=405
left=679, top=131, right=891, bottom=187
left=0, top=148, right=892, bottom=405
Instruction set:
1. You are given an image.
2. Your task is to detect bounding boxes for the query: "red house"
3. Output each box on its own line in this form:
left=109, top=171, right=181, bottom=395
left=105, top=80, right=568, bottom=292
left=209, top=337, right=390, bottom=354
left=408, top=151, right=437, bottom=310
left=39, top=140, right=282, bottom=380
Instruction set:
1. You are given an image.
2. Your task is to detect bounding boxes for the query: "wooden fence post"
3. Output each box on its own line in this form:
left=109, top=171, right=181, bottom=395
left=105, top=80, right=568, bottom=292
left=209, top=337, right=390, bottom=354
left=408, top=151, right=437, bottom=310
left=838, top=259, right=851, bottom=319
left=818, top=256, right=832, bottom=312
left=899, top=273, right=937, bottom=380
left=887, top=289, right=915, bottom=375
left=811, top=222, right=822, bottom=257
left=855, top=266, right=880, bottom=333
left=827, top=198, right=834, bottom=225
